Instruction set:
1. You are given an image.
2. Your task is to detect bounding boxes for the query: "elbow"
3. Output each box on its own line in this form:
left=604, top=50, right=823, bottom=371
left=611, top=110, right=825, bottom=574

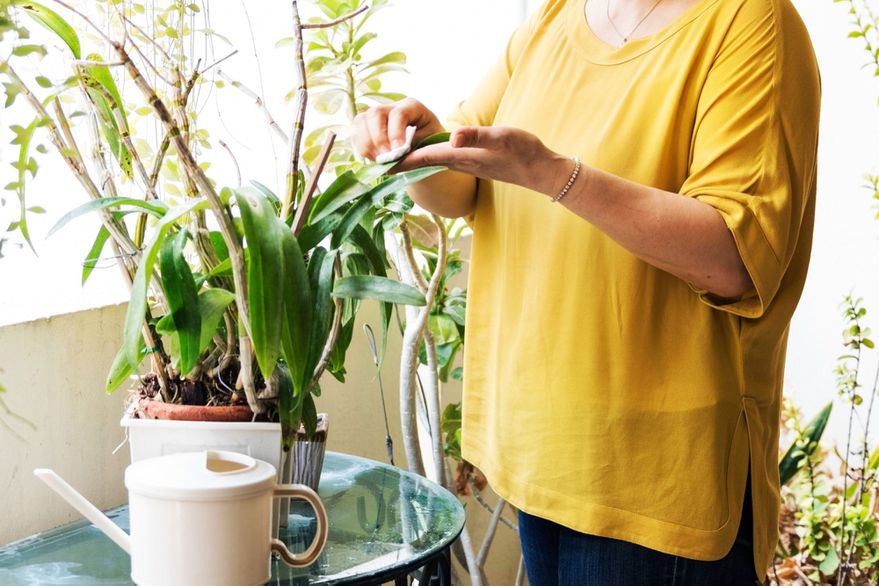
left=704, top=262, right=754, bottom=299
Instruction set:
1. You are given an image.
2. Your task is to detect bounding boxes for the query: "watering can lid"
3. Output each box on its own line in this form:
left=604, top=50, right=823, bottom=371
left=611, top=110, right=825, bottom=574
left=125, top=450, right=277, bottom=500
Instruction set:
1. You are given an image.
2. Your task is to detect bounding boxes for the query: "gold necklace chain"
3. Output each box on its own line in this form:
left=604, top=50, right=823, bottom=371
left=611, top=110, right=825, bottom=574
left=603, top=0, right=667, bottom=46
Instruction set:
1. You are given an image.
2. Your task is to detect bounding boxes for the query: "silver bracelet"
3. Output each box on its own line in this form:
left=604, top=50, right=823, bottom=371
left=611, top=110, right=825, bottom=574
left=551, top=156, right=581, bottom=203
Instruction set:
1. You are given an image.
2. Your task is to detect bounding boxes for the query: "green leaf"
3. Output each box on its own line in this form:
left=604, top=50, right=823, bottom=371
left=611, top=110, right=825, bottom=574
left=333, top=276, right=426, bottom=306
left=49, top=197, right=167, bottom=236
left=12, top=44, right=48, bottom=57
left=159, top=229, right=201, bottom=376
left=16, top=0, right=82, bottom=58
left=331, top=166, right=446, bottom=249
left=9, top=120, right=40, bottom=253
left=237, top=187, right=285, bottom=378
left=82, top=66, right=133, bottom=178
left=299, top=213, right=343, bottom=252
left=306, top=249, right=336, bottom=377
left=122, top=198, right=210, bottom=367
left=779, top=401, right=833, bottom=486
left=277, top=362, right=302, bottom=451
left=105, top=338, right=146, bottom=392
left=349, top=225, right=390, bottom=362
left=818, top=546, right=840, bottom=575
left=82, top=226, right=111, bottom=285
left=363, top=51, right=406, bottom=70
left=196, top=288, right=235, bottom=354
left=302, top=392, right=318, bottom=438
left=415, top=132, right=452, bottom=149
left=308, top=170, right=371, bottom=223
left=279, top=229, right=312, bottom=392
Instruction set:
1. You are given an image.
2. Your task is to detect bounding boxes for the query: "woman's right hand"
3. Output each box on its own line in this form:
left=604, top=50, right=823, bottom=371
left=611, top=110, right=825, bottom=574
left=351, top=98, right=445, bottom=162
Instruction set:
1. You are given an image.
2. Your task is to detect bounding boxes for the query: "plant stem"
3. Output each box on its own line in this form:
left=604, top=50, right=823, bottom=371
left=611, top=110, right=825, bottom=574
left=292, top=132, right=336, bottom=236
left=301, top=4, right=368, bottom=29
left=282, top=0, right=308, bottom=221
left=5, top=65, right=138, bottom=257
left=112, top=41, right=261, bottom=413
left=217, top=70, right=290, bottom=144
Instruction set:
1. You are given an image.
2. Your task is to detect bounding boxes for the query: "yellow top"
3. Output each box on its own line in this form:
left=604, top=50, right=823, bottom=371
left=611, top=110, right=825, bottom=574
left=451, top=0, right=820, bottom=579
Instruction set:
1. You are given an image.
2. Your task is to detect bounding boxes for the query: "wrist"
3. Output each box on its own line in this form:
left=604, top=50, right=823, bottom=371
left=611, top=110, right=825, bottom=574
left=541, top=153, right=581, bottom=201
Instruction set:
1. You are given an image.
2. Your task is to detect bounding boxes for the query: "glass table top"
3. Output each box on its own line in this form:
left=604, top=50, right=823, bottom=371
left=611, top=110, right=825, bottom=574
left=0, top=452, right=465, bottom=585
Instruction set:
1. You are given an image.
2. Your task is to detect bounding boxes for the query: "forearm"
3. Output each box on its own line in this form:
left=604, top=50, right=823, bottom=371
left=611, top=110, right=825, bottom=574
left=406, top=169, right=477, bottom=219
left=544, top=159, right=753, bottom=298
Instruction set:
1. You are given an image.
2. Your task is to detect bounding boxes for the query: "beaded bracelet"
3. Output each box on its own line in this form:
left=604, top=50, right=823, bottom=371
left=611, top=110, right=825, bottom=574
left=551, top=156, right=581, bottom=203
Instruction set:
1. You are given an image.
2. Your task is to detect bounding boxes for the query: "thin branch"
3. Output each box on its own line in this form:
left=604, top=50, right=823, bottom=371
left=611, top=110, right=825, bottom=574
left=468, top=476, right=518, bottom=532
left=113, top=41, right=261, bottom=413
left=218, top=140, right=242, bottom=187
left=7, top=64, right=138, bottom=258
left=200, top=50, right=238, bottom=74
left=301, top=4, right=368, bottom=29
left=217, top=70, right=290, bottom=145
left=119, top=12, right=172, bottom=64
left=87, top=83, right=160, bottom=201
left=52, top=0, right=113, bottom=43
left=291, top=131, right=335, bottom=233
left=476, top=497, right=506, bottom=569
left=284, top=0, right=308, bottom=220
left=74, top=59, right=125, bottom=67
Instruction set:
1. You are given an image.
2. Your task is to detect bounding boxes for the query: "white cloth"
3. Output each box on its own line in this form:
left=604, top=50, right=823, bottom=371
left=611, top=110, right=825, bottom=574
left=375, top=125, right=417, bottom=164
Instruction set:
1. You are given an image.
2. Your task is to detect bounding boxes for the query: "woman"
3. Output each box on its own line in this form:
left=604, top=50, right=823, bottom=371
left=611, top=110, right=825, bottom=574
left=353, top=0, right=820, bottom=583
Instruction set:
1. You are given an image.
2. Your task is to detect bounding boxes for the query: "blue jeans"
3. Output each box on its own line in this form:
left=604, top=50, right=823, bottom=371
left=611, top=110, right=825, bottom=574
left=518, top=475, right=760, bottom=585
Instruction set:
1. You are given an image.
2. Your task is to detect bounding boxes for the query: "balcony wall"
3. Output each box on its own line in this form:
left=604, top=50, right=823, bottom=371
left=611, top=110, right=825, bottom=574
left=0, top=299, right=521, bottom=584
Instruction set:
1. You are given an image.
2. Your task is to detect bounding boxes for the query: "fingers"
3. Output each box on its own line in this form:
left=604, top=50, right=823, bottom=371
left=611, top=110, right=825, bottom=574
left=352, top=98, right=442, bottom=161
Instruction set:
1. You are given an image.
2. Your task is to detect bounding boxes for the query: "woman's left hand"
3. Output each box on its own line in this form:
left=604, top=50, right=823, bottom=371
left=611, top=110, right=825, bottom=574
left=393, top=126, right=574, bottom=197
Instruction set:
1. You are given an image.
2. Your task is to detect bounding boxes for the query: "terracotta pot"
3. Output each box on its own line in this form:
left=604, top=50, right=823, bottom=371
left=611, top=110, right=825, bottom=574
left=137, top=398, right=257, bottom=422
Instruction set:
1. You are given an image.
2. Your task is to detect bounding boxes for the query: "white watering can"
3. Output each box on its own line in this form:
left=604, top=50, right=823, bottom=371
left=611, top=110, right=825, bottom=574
left=34, top=450, right=328, bottom=586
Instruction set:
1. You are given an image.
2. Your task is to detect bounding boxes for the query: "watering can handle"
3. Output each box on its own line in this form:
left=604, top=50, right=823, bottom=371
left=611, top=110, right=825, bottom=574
left=270, top=484, right=328, bottom=567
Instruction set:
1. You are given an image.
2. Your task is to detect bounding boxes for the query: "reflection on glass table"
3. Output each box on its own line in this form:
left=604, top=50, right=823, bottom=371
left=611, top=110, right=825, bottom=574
left=0, top=452, right=466, bottom=585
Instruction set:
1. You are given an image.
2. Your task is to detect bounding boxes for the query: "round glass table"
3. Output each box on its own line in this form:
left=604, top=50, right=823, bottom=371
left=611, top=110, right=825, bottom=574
left=0, top=452, right=466, bottom=585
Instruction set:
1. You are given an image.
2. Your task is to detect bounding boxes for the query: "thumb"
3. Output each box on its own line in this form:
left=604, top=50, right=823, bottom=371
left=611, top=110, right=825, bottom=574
left=450, top=126, right=505, bottom=149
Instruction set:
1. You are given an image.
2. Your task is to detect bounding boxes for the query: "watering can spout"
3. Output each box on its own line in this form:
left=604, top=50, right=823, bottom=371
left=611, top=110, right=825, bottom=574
left=34, top=469, right=131, bottom=555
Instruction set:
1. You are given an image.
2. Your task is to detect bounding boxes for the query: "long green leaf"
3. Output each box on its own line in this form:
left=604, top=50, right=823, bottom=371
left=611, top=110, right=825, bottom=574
left=196, top=288, right=235, bottom=353
left=82, top=226, right=111, bottom=285
left=159, top=229, right=201, bottom=376
left=49, top=197, right=167, bottom=236
left=415, top=132, right=451, bottom=149
left=277, top=362, right=303, bottom=450
left=279, top=230, right=312, bottom=393
left=82, top=67, right=133, bottom=178
left=15, top=0, right=81, bottom=58
left=331, top=166, right=445, bottom=250
left=298, top=213, right=343, bottom=252
left=306, top=249, right=336, bottom=377
left=237, top=188, right=285, bottom=378
left=333, top=276, right=426, bottom=306
left=308, top=170, right=370, bottom=223
left=122, top=198, right=210, bottom=368
left=349, top=225, right=391, bottom=363
left=779, top=402, right=833, bottom=486
left=106, top=339, right=146, bottom=392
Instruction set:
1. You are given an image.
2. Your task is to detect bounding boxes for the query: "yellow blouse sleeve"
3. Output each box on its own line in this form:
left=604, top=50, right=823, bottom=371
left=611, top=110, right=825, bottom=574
left=447, top=5, right=547, bottom=128
left=679, top=0, right=820, bottom=319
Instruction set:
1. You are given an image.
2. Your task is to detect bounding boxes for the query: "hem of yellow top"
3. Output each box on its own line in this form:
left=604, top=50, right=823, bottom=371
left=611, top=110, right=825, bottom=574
left=462, top=398, right=772, bottom=580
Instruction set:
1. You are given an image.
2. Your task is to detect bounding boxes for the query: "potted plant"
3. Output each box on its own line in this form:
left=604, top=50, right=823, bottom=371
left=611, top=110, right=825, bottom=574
left=1, top=0, right=443, bottom=511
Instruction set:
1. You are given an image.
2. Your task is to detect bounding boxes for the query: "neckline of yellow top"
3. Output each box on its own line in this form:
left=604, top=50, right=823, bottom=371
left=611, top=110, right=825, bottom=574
left=566, top=0, right=723, bottom=65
